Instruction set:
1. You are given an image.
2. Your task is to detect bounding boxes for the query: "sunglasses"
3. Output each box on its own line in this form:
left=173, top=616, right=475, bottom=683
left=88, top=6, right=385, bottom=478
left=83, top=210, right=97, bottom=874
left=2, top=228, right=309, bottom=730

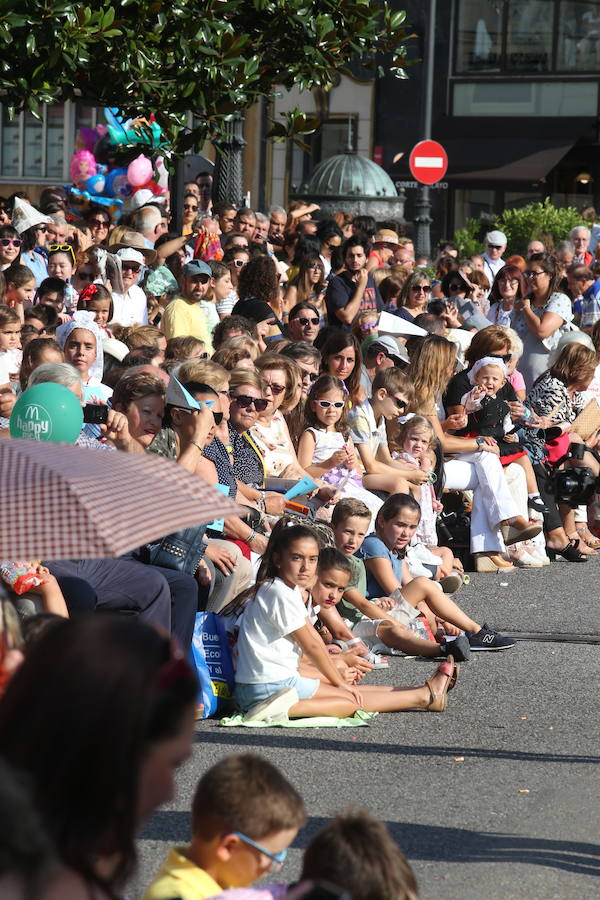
left=393, top=397, right=407, bottom=411
left=184, top=204, right=198, bottom=211
left=326, top=242, right=340, bottom=250
left=316, top=399, right=344, bottom=409
left=36, top=225, right=47, bottom=233
left=0, top=238, right=21, bottom=248
left=122, top=262, right=142, bottom=273
left=524, top=270, right=543, bottom=278
left=263, top=382, right=285, bottom=395
left=488, top=244, right=502, bottom=250
left=231, top=258, right=246, bottom=268
left=230, top=393, right=268, bottom=412
left=47, top=243, right=76, bottom=264
left=297, top=316, right=319, bottom=327
left=500, top=352, right=512, bottom=363
left=308, top=264, right=322, bottom=271
left=228, top=831, right=288, bottom=870
left=89, top=218, right=109, bottom=228
left=448, top=283, right=464, bottom=291
left=412, top=284, right=431, bottom=292
left=301, top=371, right=318, bottom=382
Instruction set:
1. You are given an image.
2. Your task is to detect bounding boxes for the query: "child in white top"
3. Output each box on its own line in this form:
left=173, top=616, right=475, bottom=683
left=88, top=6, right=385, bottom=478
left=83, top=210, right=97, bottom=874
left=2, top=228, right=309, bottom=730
left=297, top=375, right=382, bottom=527
left=234, top=521, right=459, bottom=718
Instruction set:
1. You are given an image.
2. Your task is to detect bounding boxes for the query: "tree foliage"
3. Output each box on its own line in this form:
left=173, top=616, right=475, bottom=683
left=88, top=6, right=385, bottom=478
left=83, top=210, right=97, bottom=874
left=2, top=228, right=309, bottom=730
left=494, top=199, right=584, bottom=257
left=0, top=0, right=412, bottom=155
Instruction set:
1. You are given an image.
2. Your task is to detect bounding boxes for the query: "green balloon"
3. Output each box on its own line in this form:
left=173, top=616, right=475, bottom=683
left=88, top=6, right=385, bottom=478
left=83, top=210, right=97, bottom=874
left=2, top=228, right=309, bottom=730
left=10, top=382, right=83, bottom=443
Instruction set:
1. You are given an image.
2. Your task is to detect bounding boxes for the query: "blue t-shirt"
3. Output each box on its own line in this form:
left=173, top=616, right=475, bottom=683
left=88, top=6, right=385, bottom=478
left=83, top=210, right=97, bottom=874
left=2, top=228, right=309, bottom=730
left=357, top=533, right=403, bottom=598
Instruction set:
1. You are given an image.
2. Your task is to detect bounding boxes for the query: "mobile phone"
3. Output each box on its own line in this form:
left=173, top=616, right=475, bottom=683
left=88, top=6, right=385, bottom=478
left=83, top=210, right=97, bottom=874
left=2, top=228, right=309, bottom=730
left=83, top=404, right=109, bottom=425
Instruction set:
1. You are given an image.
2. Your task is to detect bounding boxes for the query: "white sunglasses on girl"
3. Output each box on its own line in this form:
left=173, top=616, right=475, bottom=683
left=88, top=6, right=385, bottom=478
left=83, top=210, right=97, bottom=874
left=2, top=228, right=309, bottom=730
left=316, top=400, right=344, bottom=408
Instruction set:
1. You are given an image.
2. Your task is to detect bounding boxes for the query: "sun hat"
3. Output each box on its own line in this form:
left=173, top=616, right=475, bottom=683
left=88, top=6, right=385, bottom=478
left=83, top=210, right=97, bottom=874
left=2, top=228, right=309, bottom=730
left=116, top=248, right=145, bottom=267
left=102, top=338, right=129, bottom=362
left=372, top=229, right=399, bottom=246
left=468, top=356, right=508, bottom=385
left=11, top=197, right=53, bottom=235
left=145, top=265, right=179, bottom=296
left=108, top=229, right=157, bottom=264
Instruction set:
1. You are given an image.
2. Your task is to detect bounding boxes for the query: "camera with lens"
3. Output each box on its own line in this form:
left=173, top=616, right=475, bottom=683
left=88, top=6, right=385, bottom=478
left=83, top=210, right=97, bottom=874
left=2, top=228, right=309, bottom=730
left=552, top=442, right=599, bottom=506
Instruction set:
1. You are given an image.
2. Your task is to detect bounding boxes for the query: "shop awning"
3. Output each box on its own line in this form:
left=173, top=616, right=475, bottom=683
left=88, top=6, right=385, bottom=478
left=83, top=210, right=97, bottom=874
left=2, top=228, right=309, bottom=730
left=442, top=134, right=587, bottom=183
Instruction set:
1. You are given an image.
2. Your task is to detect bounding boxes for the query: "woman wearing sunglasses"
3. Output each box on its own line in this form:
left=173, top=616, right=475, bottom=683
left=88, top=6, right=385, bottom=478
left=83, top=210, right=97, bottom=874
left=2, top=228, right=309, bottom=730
left=0, top=225, right=22, bottom=271
left=285, top=255, right=327, bottom=327
left=396, top=270, right=433, bottom=322
left=46, top=244, right=79, bottom=313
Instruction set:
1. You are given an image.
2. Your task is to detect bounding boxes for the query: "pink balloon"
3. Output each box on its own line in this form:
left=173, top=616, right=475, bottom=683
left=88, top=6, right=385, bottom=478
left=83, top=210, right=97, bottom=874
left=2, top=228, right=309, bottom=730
left=127, top=154, right=153, bottom=188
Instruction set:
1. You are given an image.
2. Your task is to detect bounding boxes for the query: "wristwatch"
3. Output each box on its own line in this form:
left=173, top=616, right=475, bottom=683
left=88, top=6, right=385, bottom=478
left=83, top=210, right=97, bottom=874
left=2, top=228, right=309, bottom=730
left=475, top=437, right=485, bottom=448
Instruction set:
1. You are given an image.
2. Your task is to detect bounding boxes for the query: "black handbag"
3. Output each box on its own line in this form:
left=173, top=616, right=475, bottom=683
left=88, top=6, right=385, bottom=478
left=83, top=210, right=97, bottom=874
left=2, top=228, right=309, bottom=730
left=143, top=523, right=208, bottom=576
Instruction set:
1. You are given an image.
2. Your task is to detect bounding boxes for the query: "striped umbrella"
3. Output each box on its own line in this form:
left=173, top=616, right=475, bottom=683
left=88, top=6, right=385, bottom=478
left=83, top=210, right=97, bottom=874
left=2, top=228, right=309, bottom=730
left=0, top=439, right=241, bottom=560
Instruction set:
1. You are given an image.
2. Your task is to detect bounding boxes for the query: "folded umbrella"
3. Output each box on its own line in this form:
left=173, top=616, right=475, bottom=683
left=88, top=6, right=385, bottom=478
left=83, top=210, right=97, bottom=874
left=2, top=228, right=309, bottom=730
left=0, top=439, right=242, bottom=560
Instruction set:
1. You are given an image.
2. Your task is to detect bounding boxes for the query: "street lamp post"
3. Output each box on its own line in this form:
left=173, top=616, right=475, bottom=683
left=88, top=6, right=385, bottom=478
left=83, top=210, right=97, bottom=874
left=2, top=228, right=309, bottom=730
left=212, top=113, right=246, bottom=209
left=414, top=0, right=436, bottom=261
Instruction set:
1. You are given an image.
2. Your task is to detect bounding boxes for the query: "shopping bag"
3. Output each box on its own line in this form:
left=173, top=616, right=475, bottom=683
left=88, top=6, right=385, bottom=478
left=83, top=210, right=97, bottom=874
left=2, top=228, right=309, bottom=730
left=190, top=611, right=235, bottom=718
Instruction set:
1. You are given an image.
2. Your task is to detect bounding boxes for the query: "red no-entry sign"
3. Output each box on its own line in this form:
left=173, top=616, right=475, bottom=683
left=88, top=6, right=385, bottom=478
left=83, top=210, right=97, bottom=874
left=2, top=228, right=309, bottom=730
left=409, top=140, right=448, bottom=185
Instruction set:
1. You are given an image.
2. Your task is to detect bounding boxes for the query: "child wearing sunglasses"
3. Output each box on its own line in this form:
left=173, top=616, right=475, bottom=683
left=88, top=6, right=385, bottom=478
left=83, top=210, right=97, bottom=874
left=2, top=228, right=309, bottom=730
left=143, top=753, right=306, bottom=900
left=298, top=375, right=382, bottom=527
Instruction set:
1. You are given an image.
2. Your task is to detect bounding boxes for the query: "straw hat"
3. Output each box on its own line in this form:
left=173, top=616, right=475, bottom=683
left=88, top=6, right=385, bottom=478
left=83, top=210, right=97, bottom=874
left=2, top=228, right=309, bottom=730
left=107, top=230, right=157, bottom=265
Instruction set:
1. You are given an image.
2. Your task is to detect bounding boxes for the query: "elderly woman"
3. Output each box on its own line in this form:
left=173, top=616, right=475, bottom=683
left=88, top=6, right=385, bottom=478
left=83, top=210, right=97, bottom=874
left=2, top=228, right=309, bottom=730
left=110, top=371, right=166, bottom=450
left=513, top=253, right=573, bottom=389
left=525, top=339, right=600, bottom=560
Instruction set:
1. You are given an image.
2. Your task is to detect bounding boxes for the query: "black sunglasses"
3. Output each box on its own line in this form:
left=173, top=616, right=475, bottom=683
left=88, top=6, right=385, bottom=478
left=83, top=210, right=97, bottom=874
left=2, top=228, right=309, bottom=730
left=301, top=371, right=318, bottom=382
left=488, top=244, right=502, bottom=250
left=297, top=316, right=319, bottom=327
left=393, top=397, right=407, bottom=411
left=213, top=411, right=223, bottom=426
left=230, top=393, right=268, bottom=412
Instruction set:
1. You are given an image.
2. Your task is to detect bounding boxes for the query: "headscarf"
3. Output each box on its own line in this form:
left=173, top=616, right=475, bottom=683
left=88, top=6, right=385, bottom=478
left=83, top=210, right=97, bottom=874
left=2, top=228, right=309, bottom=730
left=56, top=310, right=104, bottom=382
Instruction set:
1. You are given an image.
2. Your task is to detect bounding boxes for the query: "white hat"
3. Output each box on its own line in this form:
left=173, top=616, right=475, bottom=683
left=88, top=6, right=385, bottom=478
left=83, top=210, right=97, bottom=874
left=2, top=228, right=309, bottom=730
left=102, top=338, right=129, bottom=362
left=468, top=356, right=508, bottom=385
left=124, top=189, right=166, bottom=214
left=116, top=247, right=145, bottom=266
left=11, top=197, right=52, bottom=235
left=485, top=230, right=507, bottom=246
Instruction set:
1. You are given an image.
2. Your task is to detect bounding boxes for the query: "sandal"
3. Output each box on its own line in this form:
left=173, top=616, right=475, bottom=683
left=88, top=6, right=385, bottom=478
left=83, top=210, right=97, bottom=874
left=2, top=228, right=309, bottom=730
left=575, top=525, right=600, bottom=549
left=425, top=655, right=458, bottom=712
left=547, top=539, right=588, bottom=563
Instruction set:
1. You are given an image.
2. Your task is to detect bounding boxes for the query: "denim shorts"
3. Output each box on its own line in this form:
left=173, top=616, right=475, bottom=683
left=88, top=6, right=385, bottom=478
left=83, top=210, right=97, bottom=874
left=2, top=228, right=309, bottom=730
left=235, top=674, right=320, bottom=712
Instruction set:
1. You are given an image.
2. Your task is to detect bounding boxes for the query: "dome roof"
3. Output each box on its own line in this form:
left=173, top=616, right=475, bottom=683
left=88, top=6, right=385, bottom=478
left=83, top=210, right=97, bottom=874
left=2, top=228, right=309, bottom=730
left=304, top=151, right=397, bottom=198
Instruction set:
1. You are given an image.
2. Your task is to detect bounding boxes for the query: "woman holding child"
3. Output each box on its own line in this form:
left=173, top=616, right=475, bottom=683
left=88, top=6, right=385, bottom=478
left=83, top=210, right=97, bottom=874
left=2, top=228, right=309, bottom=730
left=411, top=334, right=540, bottom=572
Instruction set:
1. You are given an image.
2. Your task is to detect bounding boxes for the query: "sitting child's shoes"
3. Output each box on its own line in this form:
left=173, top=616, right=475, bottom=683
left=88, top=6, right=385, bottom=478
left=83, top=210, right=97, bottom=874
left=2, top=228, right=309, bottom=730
left=467, top=623, right=516, bottom=651
left=439, top=569, right=464, bottom=593
left=439, top=634, right=471, bottom=662
left=501, top=517, right=542, bottom=546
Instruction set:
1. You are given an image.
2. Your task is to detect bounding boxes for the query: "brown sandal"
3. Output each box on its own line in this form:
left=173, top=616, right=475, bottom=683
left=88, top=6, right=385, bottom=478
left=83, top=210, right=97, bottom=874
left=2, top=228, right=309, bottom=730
left=425, top=656, right=457, bottom=712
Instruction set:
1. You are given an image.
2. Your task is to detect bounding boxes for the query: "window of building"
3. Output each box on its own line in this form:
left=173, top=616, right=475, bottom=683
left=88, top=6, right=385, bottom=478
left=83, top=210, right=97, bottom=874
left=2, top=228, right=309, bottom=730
left=456, top=0, right=600, bottom=74
left=453, top=80, right=598, bottom=116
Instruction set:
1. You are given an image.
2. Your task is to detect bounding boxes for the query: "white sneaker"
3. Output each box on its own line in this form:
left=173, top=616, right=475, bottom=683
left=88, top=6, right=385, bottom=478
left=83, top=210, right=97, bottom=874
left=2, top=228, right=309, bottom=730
left=243, top=687, right=299, bottom=723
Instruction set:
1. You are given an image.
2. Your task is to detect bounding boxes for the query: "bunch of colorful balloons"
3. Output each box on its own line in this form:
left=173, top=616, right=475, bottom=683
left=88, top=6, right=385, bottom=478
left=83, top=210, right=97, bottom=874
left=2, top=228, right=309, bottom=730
left=65, top=108, right=169, bottom=224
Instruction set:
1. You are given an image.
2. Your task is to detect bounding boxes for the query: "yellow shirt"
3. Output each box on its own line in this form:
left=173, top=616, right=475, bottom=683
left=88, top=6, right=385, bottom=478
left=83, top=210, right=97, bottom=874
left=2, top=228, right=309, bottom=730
left=161, top=296, right=210, bottom=347
left=143, top=846, right=222, bottom=900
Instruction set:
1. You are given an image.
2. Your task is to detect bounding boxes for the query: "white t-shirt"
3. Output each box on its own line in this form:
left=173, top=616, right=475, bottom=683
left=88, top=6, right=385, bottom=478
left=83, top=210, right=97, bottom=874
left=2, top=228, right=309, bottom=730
left=235, top=577, right=308, bottom=683
left=110, top=285, right=149, bottom=327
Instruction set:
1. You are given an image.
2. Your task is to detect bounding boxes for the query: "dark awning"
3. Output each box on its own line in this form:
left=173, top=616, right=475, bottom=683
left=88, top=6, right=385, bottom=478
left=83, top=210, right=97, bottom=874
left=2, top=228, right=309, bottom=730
left=438, top=125, right=599, bottom=183
left=446, top=141, right=574, bottom=182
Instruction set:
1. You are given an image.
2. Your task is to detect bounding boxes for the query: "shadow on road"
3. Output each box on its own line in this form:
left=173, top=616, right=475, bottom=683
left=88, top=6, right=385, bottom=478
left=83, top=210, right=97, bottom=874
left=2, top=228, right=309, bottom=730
left=140, top=811, right=600, bottom=877
left=195, top=729, right=600, bottom=766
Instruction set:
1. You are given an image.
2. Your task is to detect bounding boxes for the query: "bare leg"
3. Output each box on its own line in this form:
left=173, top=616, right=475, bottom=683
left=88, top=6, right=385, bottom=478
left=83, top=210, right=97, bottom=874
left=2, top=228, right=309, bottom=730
left=402, top=576, right=481, bottom=633
left=376, top=620, right=440, bottom=657
left=514, top=455, right=540, bottom=494
left=545, top=525, right=572, bottom=550
left=288, top=671, right=450, bottom=717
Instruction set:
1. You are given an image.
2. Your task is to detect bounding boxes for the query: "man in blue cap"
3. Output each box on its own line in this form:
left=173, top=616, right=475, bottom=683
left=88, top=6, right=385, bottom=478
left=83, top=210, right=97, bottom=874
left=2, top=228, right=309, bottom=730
left=162, top=259, right=212, bottom=348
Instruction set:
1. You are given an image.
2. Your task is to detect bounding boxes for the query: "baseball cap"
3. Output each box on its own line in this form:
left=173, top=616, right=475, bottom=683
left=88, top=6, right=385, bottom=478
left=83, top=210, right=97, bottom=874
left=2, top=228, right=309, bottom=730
left=183, top=259, right=211, bottom=278
left=116, top=248, right=145, bottom=266
left=486, top=230, right=507, bottom=246
left=370, top=335, right=409, bottom=365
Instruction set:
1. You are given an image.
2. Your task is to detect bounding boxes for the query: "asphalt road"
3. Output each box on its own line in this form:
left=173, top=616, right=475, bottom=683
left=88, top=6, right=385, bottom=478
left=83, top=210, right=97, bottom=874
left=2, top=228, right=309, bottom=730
left=132, top=557, right=600, bottom=900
